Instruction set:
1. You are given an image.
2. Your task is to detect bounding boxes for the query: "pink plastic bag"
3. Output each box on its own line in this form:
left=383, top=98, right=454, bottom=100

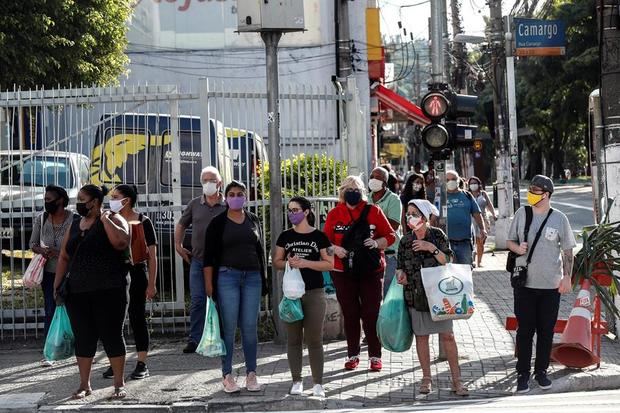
left=23, top=254, right=47, bottom=288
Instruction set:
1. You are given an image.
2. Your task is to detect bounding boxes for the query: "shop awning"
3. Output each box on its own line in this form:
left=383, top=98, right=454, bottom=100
left=374, top=85, right=430, bottom=126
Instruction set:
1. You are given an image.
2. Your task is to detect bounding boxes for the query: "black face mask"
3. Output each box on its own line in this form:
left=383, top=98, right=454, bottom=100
left=76, top=200, right=92, bottom=217
left=44, top=199, right=60, bottom=214
left=344, top=190, right=362, bottom=206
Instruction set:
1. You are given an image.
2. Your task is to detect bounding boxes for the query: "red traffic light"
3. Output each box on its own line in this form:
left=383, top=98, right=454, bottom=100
left=421, top=92, right=450, bottom=120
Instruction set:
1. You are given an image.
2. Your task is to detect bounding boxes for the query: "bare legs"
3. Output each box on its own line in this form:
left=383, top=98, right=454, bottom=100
left=109, top=355, right=126, bottom=390
left=415, top=333, right=463, bottom=388
left=475, top=237, right=485, bottom=267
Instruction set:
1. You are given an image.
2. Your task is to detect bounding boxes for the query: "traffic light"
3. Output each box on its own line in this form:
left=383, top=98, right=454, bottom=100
left=420, top=89, right=452, bottom=160
left=445, top=93, right=478, bottom=146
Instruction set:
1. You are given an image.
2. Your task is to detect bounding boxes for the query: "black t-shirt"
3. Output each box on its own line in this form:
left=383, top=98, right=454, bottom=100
left=276, top=228, right=331, bottom=290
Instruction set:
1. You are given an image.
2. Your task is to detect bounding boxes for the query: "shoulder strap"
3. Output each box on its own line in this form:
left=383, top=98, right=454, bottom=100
left=526, top=208, right=553, bottom=264
left=360, top=204, right=372, bottom=221
left=521, top=206, right=533, bottom=243
left=42, top=212, right=49, bottom=226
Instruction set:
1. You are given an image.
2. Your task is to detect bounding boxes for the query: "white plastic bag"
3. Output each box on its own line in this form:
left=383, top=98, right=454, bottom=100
left=421, top=263, right=475, bottom=321
left=282, top=262, right=305, bottom=299
left=23, top=254, right=47, bottom=288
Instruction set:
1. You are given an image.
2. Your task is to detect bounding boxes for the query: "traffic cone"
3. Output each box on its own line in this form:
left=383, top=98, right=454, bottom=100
left=551, top=279, right=600, bottom=368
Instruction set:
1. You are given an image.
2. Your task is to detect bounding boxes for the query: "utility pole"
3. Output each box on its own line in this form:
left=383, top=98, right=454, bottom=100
left=488, top=0, right=513, bottom=249
left=450, top=0, right=466, bottom=92
left=335, top=0, right=352, bottom=79
left=505, top=16, right=520, bottom=211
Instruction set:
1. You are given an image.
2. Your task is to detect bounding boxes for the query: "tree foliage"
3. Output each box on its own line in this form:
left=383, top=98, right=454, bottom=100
left=516, top=0, right=598, bottom=179
left=0, top=0, right=133, bottom=88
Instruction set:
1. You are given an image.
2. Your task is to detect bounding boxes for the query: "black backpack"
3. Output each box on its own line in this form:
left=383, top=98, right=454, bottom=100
left=341, top=205, right=381, bottom=274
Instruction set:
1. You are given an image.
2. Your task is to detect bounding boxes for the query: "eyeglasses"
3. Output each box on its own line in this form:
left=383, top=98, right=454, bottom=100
left=227, top=192, right=245, bottom=198
left=528, top=188, right=545, bottom=195
left=287, top=208, right=302, bottom=213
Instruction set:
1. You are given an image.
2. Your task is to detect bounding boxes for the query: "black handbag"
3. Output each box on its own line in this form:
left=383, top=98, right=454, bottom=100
left=341, top=205, right=381, bottom=275
left=510, top=208, right=554, bottom=288
left=506, top=206, right=533, bottom=273
left=56, top=221, right=84, bottom=304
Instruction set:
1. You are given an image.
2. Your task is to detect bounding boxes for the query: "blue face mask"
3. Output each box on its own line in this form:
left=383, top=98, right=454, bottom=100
left=344, top=190, right=362, bottom=206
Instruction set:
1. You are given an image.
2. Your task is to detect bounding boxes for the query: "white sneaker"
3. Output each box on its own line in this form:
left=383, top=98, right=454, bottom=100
left=40, top=359, right=54, bottom=367
left=245, top=371, right=262, bottom=392
left=312, top=384, right=326, bottom=397
left=222, top=374, right=240, bottom=393
left=290, top=381, right=303, bottom=395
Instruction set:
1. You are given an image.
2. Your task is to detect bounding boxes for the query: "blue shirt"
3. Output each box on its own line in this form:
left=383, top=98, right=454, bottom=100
left=447, top=191, right=481, bottom=240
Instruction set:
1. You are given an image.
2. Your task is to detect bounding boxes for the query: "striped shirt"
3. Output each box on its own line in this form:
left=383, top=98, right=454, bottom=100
left=29, top=210, right=75, bottom=273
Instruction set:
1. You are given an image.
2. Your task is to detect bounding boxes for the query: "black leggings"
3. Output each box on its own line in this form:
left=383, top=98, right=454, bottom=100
left=66, top=287, right=128, bottom=358
left=128, top=264, right=150, bottom=352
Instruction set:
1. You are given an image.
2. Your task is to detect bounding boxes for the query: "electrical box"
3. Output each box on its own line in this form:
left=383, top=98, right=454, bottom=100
left=237, top=0, right=305, bottom=32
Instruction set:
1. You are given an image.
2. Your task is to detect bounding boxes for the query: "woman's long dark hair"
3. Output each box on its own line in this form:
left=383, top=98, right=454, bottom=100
left=401, top=173, right=426, bottom=203
left=289, top=196, right=316, bottom=226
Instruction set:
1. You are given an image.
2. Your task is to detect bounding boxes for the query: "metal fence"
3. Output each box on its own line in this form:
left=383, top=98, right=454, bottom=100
left=0, top=78, right=367, bottom=339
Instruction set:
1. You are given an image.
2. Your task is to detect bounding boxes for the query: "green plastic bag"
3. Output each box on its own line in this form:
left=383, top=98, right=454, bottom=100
left=279, top=297, right=304, bottom=323
left=377, top=276, right=413, bottom=352
left=43, top=305, right=75, bottom=361
left=197, top=298, right=227, bottom=357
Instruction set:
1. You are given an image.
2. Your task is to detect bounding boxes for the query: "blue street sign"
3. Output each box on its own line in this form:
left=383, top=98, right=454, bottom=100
left=514, top=18, right=565, bottom=56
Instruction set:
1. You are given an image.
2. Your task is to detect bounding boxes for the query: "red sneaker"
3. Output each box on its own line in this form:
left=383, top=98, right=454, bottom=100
left=344, top=356, right=360, bottom=370
left=370, top=357, right=382, bottom=372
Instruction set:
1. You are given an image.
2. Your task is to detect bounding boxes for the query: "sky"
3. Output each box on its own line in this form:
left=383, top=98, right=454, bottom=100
left=378, top=0, right=515, bottom=42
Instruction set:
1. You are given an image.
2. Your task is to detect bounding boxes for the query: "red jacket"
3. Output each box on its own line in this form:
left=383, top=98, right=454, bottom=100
left=324, top=201, right=396, bottom=272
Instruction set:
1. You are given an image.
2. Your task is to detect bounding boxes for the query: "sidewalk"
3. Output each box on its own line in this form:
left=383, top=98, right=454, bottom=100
left=1, top=251, right=620, bottom=412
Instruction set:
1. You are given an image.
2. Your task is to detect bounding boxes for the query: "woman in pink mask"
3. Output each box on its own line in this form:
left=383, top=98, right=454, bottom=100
left=203, top=180, right=267, bottom=394
left=396, top=199, right=469, bottom=397
left=273, top=196, right=333, bottom=397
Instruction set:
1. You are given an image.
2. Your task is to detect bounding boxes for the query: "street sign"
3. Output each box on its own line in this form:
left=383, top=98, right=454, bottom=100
left=514, top=18, right=565, bottom=57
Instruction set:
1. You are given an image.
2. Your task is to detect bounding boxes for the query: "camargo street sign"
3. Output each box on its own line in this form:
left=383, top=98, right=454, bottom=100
left=514, top=18, right=566, bottom=56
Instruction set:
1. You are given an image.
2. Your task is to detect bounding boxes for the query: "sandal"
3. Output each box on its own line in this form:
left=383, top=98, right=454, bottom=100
left=451, top=380, right=469, bottom=396
left=419, top=376, right=432, bottom=394
left=109, top=386, right=127, bottom=400
left=71, top=388, right=92, bottom=399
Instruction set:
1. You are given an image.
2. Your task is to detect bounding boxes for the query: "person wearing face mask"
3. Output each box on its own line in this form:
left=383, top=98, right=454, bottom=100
left=273, top=196, right=334, bottom=397
left=29, top=184, right=77, bottom=366
left=174, top=166, right=226, bottom=354
left=203, top=180, right=267, bottom=393
left=396, top=199, right=468, bottom=396
left=400, top=173, right=429, bottom=232
left=467, top=176, right=497, bottom=267
left=53, top=184, right=131, bottom=399
left=423, top=161, right=436, bottom=203
left=507, top=175, right=575, bottom=394
left=101, top=184, right=157, bottom=380
left=323, top=175, right=396, bottom=372
left=446, top=170, right=486, bottom=266
left=367, top=167, right=402, bottom=297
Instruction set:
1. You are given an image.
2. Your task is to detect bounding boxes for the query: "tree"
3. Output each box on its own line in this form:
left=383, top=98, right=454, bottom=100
left=0, top=0, right=132, bottom=88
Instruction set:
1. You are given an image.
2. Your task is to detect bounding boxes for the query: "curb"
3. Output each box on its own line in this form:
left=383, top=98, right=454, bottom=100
left=524, top=362, right=620, bottom=396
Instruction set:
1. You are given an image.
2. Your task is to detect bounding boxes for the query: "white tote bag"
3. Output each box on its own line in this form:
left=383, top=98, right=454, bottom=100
left=282, top=262, right=305, bottom=299
left=420, top=263, right=475, bottom=321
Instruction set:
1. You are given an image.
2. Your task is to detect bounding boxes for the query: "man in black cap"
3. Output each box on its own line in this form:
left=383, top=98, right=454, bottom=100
left=506, top=174, right=576, bottom=394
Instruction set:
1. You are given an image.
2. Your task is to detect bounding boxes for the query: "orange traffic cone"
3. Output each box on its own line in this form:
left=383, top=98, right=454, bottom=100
left=551, top=279, right=600, bottom=368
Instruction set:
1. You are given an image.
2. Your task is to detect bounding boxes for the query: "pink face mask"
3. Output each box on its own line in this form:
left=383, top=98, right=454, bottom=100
left=407, top=215, right=425, bottom=230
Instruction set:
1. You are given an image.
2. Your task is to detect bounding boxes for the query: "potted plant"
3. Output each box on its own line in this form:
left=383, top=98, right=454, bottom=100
left=572, top=204, right=620, bottom=319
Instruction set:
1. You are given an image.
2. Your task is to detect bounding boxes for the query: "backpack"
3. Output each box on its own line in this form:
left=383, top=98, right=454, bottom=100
left=341, top=205, right=381, bottom=274
left=129, top=213, right=149, bottom=265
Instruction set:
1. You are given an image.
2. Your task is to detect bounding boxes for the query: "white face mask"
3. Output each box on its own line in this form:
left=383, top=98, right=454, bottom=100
left=407, top=215, right=425, bottom=230
left=203, top=182, right=218, bottom=196
left=412, top=183, right=422, bottom=192
left=368, top=178, right=384, bottom=193
left=469, top=183, right=479, bottom=191
left=109, top=198, right=127, bottom=213
left=447, top=180, right=459, bottom=191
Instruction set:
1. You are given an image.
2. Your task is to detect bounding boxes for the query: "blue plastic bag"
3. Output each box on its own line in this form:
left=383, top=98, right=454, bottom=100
left=43, top=305, right=75, bottom=361
left=322, top=272, right=336, bottom=295
left=279, top=297, right=304, bottom=323
left=377, top=276, right=413, bottom=352
left=196, top=298, right=226, bottom=357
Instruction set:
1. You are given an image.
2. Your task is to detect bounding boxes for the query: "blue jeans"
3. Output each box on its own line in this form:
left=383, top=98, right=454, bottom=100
left=450, top=239, right=473, bottom=265
left=189, top=259, right=206, bottom=344
left=383, top=254, right=398, bottom=298
left=42, top=271, right=56, bottom=337
left=216, top=267, right=262, bottom=376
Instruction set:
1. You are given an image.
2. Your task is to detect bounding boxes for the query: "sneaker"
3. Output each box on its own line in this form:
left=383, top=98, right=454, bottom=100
left=183, top=341, right=197, bottom=354
left=312, top=384, right=326, bottom=397
left=344, top=356, right=360, bottom=370
left=369, top=357, right=382, bottom=372
left=290, top=381, right=303, bottom=395
left=245, top=372, right=262, bottom=392
left=222, top=374, right=240, bottom=393
left=534, top=371, right=552, bottom=390
left=130, top=361, right=150, bottom=380
left=102, top=366, right=114, bottom=379
left=516, top=372, right=530, bottom=394
left=40, top=359, right=54, bottom=367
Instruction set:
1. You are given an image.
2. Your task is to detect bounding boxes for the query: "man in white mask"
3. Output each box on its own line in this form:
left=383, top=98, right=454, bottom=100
left=368, top=167, right=402, bottom=297
left=446, top=170, right=486, bottom=265
left=174, top=166, right=225, bottom=353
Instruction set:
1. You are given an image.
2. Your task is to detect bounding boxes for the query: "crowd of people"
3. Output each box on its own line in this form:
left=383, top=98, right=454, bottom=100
left=29, top=161, right=575, bottom=398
